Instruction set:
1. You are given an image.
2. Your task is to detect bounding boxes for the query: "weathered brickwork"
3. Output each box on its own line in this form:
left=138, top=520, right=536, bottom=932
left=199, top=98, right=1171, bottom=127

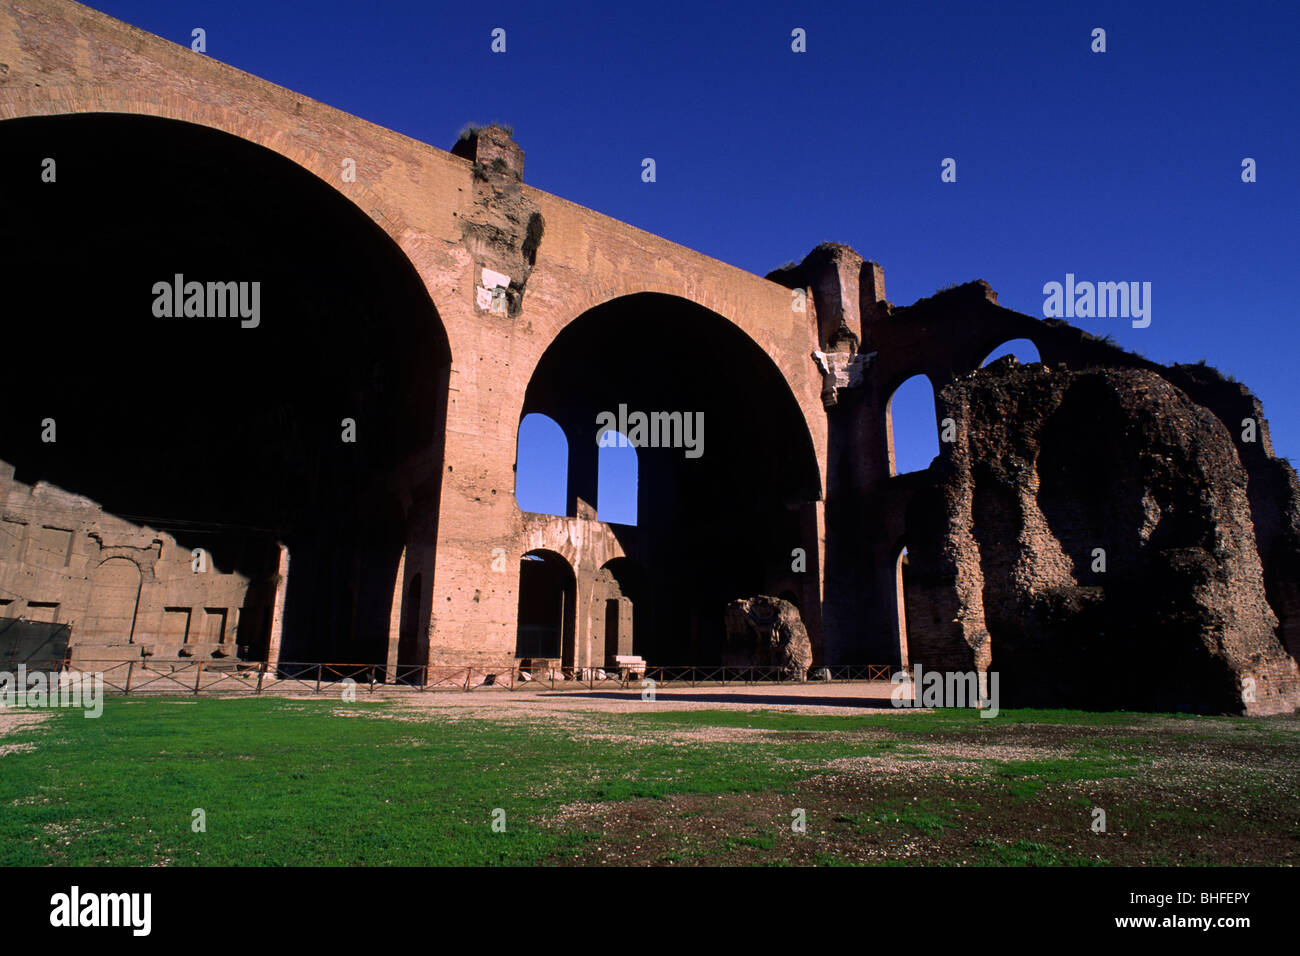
left=0, top=462, right=282, bottom=664
left=902, top=362, right=1300, bottom=715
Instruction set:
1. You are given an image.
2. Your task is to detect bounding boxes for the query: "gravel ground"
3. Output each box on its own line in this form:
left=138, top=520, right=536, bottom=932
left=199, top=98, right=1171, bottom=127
left=0, top=709, right=49, bottom=756
left=338, top=681, right=911, bottom=720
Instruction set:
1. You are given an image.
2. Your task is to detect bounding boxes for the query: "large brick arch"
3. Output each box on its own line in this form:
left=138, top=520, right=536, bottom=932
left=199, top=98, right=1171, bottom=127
left=0, top=104, right=456, bottom=670
left=511, top=291, right=826, bottom=666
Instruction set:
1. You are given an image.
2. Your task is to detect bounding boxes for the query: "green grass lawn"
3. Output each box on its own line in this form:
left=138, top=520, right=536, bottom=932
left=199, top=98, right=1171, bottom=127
left=1, top=697, right=1295, bottom=866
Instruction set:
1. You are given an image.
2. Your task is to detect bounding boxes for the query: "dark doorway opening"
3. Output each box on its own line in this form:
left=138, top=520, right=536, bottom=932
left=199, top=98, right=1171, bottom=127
left=515, top=551, right=576, bottom=667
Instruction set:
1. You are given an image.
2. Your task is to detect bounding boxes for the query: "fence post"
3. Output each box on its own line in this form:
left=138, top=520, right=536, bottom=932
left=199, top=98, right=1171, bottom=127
left=194, top=661, right=204, bottom=695
left=464, top=667, right=472, bottom=692
left=315, top=663, right=323, bottom=694
left=256, top=661, right=266, bottom=695
left=124, top=660, right=134, bottom=695
left=369, top=666, right=376, bottom=694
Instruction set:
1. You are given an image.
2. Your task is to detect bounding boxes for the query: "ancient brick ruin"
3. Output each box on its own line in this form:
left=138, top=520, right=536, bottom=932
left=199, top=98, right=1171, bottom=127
left=1, top=0, right=1296, bottom=714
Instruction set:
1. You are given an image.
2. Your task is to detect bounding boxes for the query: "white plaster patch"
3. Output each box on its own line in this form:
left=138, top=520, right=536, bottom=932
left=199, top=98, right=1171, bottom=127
left=482, top=267, right=511, bottom=289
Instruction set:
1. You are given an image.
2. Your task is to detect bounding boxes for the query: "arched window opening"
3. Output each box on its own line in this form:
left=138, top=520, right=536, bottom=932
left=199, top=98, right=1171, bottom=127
left=597, top=431, right=638, bottom=526
left=887, top=374, right=940, bottom=476
left=515, top=414, right=568, bottom=516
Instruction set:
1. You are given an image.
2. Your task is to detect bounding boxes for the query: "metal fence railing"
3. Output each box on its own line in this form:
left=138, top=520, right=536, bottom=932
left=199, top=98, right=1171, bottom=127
left=0, top=659, right=897, bottom=697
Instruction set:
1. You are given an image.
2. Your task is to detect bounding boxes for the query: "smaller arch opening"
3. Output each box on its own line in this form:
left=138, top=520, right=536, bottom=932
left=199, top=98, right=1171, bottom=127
left=83, top=557, right=143, bottom=645
left=981, top=338, right=1041, bottom=367
left=515, top=414, right=568, bottom=516
left=596, top=430, right=638, bottom=526
left=598, top=557, right=644, bottom=667
left=886, top=374, right=940, bottom=476
left=515, top=549, right=576, bottom=667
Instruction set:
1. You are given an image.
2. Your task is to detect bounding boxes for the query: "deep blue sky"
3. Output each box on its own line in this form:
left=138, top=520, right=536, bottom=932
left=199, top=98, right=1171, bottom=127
left=92, top=0, right=1300, bottom=517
